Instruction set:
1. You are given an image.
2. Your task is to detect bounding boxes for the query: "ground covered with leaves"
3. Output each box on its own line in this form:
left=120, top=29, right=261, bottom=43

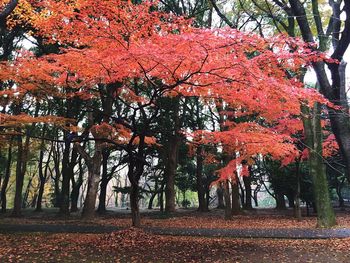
left=1, top=228, right=350, bottom=262
left=2, top=208, right=350, bottom=229
left=2, top=209, right=350, bottom=262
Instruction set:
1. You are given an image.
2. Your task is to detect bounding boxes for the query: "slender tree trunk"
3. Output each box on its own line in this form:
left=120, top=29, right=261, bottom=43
left=148, top=192, right=157, bottom=210
left=52, top=142, right=61, bottom=207
left=35, top=139, right=51, bottom=212
left=294, top=161, right=302, bottom=220
left=97, top=150, right=110, bottom=213
left=196, top=146, right=208, bottom=212
left=223, top=180, right=232, bottom=220
left=0, top=140, right=12, bottom=213
left=12, top=129, right=29, bottom=217
left=60, top=140, right=71, bottom=216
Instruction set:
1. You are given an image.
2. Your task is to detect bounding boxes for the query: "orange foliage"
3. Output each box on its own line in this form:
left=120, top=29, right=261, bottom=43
left=0, top=0, right=338, bottom=178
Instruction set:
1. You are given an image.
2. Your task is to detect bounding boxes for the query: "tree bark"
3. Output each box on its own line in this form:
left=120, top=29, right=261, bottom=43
left=97, top=150, right=110, bottom=213
left=223, top=179, right=232, bottom=220
left=0, top=140, right=12, bottom=213
left=164, top=97, right=181, bottom=213
left=302, top=103, right=336, bottom=228
left=231, top=175, right=241, bottom=215
left=243, top=172, right=253, bottom=210
left=76, top=141, right=102, bottom=219
left=196, top=146, right=208, bottom=212
left=130, top=182, right=140, bottom=227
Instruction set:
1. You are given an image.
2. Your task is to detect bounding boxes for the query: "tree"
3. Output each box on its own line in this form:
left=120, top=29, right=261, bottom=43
left=0, top=0, right=334, bottom=227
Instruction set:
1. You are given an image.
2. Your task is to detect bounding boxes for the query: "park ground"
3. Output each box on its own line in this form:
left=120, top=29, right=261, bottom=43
left=1, top=208, right=350, bottom=262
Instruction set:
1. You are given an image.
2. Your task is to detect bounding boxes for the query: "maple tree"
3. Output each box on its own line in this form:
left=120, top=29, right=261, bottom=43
left=0, top=0, right=341, bottom=229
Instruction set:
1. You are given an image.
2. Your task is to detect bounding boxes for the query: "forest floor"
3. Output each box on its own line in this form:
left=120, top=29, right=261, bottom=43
left=1, top=208, right=350, bottom=262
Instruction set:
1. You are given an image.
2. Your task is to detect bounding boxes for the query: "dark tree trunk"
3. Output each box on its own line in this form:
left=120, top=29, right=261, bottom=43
left=164, top=138, right=178, bottom=213
left=130, top=182, right=140, bottom=227
left=231, top=176, right=241, bottom=215
left=243, top=173, right=252, bottom=210
left=196, top=146, right=208, bottom=212
left=60, top=140, right=71, bottom=216
left=164, top=97, right=181, bottom=213
left=97, top=150, right=111, bottom=213
left=12, top=127, right=30, bottom=217
left=275, top=193, right=286, bottom=210
left=148, top=192, right=157, bottom=210
left=0, top=140, right=12, bottom=213
left=52, top=142, right=62, bottom=207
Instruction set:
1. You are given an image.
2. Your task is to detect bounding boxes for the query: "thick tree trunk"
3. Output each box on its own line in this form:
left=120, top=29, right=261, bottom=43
left=164, top=138, right=178, bottom=213
left=243, top=173, right=252, bottom=210
left=288, top=0, right=350, bottom=182
left=164, top=97, right=181, bottom=213
left=0, top=140, right=12, bottom=213
left=275, top=193, right=286, bottom=210
left=303, top=103, right=336, bottom=228
left=82, top=169, right=100, bottom=218
left=79, top=142, right=102, bottom=219
left=130, top=182, right=140, bottom=227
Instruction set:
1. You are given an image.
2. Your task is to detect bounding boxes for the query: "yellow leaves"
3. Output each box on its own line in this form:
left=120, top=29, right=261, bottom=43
left=6, top=0, right=37, bottom=28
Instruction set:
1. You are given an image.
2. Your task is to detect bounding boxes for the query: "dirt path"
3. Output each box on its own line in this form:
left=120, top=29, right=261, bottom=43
left=1, top=223, right=350, bottom=239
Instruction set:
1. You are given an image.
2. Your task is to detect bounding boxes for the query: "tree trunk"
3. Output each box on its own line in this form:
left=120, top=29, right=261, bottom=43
left=97, top=150, right=110, bottom=213
left=60, top=140, right=71, bottom=216
left=294, top=161, right=302, bottom=220
left=243, top=173, right=252, bottom=210
left=164, top=97, right=181, bottom=213
left=275, top=193, right=286, bottom=210
left=148, top=192, right=157, bottom=209
left=288, top=0, right=350, bottom=182
left=12, top=129, right=28, bottom=217
left=130, top=182, right=140, bottom=227
left=223, top=180, right=232, bottom=220
left=35, top=138, right=51, bottom=212
left=302, top=102, right=336, bottom=228
left=0, top=140, right=12, bottom=213
left=196, top=146, right=208, bottom=212
left=231, top=176, right=241, bottom=215
left=80, top=143, right=102, bottom=219
left=164, top=138, right=178, bottom=213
